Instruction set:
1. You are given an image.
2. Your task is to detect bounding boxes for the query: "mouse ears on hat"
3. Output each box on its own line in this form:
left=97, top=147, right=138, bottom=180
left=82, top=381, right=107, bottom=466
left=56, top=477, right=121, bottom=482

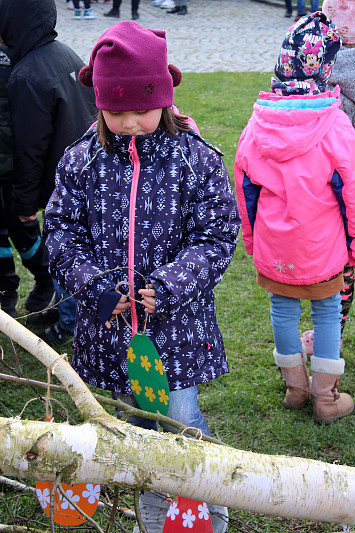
left=78, top=63, right=182, bottom=88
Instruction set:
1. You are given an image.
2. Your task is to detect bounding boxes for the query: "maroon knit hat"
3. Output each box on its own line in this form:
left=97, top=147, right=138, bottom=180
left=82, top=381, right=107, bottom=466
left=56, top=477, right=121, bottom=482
left=79, top=21, right=182, bottom=112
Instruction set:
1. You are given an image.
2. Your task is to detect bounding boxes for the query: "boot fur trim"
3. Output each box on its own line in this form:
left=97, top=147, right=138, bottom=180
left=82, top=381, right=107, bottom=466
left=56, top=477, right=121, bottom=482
left=273, top=345, right=306, bottom=368
left=310, top=356, right=345, bottom=375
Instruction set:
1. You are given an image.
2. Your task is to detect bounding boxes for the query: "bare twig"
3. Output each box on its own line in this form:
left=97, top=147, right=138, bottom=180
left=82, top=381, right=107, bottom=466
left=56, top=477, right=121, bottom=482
left=105, top=485, right=118, bottom=533
left=133, top=490, right=147, bottom=533
left=57, top=483, right=105, bottom=533
left=0, top=477, right=35, bottom=493
left=49, top=473, right=62, bottom=533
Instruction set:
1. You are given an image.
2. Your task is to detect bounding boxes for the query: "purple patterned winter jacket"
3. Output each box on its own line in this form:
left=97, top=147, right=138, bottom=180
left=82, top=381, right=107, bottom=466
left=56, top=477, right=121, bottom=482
left=43, top=125, right=240, bottom=393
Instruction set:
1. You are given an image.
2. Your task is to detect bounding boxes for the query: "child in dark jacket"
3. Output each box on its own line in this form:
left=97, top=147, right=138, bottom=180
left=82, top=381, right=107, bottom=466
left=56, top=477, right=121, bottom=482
left=43, top=21, right=239, bottom=533
left=235, top=12, right=355, bottom=425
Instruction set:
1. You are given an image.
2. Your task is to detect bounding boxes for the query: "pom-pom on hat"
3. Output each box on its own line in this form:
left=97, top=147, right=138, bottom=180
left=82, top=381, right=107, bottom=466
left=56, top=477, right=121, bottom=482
left=272, top=11, right=342, bottom=95
left=322, top=0, right=355, bottom=45
left=79, top=21, right=181, bottom=112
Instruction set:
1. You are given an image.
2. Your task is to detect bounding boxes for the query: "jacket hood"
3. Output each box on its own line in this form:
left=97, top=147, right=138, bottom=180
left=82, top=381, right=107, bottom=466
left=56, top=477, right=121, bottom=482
left=0, top=0, right=57, bottom=65
left=250, top=88, right=342, bottom=162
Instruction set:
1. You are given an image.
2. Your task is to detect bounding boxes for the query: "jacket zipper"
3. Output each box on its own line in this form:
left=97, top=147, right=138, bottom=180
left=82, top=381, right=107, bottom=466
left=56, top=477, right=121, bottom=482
left=128, top=137, right=140, bottom=335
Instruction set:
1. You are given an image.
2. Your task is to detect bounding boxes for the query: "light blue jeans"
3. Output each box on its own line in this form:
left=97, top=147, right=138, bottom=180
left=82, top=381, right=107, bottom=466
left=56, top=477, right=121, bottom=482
left=112, top=385, right=210, bottom=435
left=270, top=293, right=342, bottom=360
left=297, top=0, right=319, bottom=15
left=53, top=279, right=76, bottom=333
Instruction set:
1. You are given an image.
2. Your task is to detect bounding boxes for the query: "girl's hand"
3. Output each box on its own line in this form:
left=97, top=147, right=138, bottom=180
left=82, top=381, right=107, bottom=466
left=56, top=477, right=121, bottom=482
left=105, top=294, right=131, bottom=329
left=138, top=284, right=156, bottom=314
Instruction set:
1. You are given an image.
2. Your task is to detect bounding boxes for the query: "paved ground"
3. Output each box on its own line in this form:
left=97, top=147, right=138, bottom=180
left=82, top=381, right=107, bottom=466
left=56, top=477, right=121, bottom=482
left=55, top=0, right=295, bottom=72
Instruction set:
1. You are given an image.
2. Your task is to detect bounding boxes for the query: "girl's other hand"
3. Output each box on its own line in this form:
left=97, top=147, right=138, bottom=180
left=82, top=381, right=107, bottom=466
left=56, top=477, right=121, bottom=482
left=105, top=294, right=131, bottom=329
left=138, top=284, right=156, bottom=314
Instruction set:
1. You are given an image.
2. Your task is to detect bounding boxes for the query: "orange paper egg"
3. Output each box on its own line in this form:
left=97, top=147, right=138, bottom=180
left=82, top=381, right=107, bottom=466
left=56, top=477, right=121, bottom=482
left=36, top=481, right=100, bottom=526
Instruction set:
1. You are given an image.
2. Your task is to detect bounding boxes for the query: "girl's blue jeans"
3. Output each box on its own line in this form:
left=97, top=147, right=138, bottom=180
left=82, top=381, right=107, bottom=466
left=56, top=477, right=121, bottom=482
left=53, top=279, right=76, bottom=333
left=112, top=385, right=211, bottom=435
left=270, top=293, right=342, bottom=360
left=297, top=0, right=319, bottom=15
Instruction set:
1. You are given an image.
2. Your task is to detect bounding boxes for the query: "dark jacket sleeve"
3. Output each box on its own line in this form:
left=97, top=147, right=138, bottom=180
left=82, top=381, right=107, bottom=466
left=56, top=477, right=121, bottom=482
left=150, top=145, right=240, bottom=316
left=8, top=76, right=53, bottom=215
left=43, top=151, right=117, bottom=311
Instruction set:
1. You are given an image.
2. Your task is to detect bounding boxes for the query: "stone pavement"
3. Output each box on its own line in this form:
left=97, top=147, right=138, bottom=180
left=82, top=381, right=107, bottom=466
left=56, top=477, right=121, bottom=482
left=55, top=0, right=294, bottom=72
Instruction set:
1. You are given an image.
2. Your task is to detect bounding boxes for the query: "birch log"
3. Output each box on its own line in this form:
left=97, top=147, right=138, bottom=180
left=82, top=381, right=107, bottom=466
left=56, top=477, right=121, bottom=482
left=0, top=310, right=354, bottom=526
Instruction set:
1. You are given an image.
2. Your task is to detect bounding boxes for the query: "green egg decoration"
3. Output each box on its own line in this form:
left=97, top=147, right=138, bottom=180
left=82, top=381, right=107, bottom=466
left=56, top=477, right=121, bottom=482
left=127, top=333, right=170, bottom=416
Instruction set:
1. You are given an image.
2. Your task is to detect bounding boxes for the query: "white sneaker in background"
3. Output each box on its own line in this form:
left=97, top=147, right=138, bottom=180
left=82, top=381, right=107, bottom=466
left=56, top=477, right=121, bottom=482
left=160, top=0, right=175, bottom=8
left=66, top=0, right=74, bottom=9
left=152, top=0, right=165, bottom=5
left=83, top=7, right=98, bottom=18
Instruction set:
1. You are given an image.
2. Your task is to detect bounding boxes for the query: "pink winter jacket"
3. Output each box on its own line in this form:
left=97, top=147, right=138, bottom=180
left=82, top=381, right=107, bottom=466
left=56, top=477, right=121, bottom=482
left=235, top=88, right=355, bottom=286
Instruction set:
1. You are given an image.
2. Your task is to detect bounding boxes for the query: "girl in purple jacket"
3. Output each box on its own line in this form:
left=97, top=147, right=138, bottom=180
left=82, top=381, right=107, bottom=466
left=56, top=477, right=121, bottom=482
left=44, top=21, right=239, bottom=532
left=235, top=12, right=355, bottom=424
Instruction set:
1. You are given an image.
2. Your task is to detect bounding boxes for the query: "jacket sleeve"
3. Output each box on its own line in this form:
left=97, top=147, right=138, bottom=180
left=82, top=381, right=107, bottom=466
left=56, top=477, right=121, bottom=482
left=234, top=133, right=261, bottom=256
left=328, top=114, right=355, bottom=266
left=43, top=153, right=116, bottom=311
left=8, top=76, right=54, bottom=215
left=149, top=148, right=240, bottom=317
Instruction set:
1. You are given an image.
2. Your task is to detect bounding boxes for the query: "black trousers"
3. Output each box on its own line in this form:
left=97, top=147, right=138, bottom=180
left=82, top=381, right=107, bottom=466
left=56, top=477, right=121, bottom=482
left=112, top=0, right=140, bottom=12
left=0, top=181, right=51, bottom=291
left=73, top=0, right=91, bottom=8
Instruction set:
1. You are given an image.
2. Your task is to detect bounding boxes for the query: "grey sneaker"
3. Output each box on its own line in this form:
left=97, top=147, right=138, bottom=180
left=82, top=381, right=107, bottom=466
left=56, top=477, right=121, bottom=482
left=132, top=491, right=170, bottom=533
left=209, top=504, right=229, bottom=533
left=132, top=492, right=228, bottom=532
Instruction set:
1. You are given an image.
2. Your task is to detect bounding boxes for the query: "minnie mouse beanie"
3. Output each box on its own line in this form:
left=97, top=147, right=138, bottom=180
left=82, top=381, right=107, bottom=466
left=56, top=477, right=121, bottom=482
left=272, top=11, right=341, bottom=95
left=79, top=21, right=182, bottom=112
left=322, top=0, right=355, bottom=45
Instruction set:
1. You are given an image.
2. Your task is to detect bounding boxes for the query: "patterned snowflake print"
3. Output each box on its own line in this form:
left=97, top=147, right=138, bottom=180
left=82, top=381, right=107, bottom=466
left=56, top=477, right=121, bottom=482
left=273, top=260, right=286, bottom=272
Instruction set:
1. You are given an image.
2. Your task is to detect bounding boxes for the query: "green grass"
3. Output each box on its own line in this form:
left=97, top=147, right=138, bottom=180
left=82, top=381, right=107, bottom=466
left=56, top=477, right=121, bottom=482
left=0, top=72, right=354, bottom=532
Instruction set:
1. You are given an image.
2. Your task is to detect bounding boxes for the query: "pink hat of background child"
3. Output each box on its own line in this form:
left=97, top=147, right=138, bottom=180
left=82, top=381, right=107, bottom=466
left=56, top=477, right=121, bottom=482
left=79, top=21, right=182, bottom=112
left=322, top=0, right=355, bottom=44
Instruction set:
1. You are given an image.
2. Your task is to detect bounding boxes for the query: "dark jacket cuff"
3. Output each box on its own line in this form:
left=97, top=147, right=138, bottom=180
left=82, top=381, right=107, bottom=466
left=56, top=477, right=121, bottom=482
left=97, top=288, right=121, bottom=324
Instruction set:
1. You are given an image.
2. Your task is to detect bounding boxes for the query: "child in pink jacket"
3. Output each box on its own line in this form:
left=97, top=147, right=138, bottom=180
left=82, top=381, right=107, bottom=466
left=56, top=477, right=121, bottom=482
left=235, top=12, right=355, bottom=424
left=301, top=0, right=355, bottom=354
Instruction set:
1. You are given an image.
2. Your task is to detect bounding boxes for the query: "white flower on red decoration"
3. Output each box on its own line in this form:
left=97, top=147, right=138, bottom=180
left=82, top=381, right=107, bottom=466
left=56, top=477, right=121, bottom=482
left=36, top=488, right=50, bottom=509
left=60, top=489, right=80, bottom=510
left=198, top=502, right=210, bottom=520
left=167, top=500, right=180, bottom=520
left=82, top=484, right=100, bottom=504
left=182, top=508, right=196, bottom=528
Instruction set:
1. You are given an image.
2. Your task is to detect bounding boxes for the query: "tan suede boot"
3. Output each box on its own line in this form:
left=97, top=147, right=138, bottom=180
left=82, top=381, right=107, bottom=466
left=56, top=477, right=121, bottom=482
left=311, top=356, right=354, bottom=424
left=274, top=347, right=311, bottom=410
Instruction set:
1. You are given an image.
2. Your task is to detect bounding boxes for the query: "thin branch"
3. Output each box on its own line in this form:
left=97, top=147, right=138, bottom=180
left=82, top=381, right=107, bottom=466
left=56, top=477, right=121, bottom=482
left=0, top=373, right=226, bottom=446
left=0, top=492, right=14, bottom=523
left=49, top=473, right=62, bottom=533
left=133, top=490, right=147, bottom=533
left=9, top=339, right=23, bottom=376
left=105, top=485, right=118, bottom=533
left=0, top=477, right=35, bottom=493
left=57, top=483, right=105, bottom=533
left=0, top=526, right=48, bottom=533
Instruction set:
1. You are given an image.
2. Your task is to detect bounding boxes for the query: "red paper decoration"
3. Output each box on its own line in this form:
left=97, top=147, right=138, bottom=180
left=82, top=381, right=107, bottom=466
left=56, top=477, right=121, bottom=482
left=163, top=496, right=213, bottom=531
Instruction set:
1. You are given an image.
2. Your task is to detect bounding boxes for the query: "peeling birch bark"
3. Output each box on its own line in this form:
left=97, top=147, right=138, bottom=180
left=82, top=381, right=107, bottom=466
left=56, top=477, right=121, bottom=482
left=0, top=310, right=354, bottom=527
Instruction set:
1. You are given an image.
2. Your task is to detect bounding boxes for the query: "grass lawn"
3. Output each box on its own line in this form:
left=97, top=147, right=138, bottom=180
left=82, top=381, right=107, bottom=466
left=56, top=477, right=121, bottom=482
left=0, top=71, right=354, bottom=533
